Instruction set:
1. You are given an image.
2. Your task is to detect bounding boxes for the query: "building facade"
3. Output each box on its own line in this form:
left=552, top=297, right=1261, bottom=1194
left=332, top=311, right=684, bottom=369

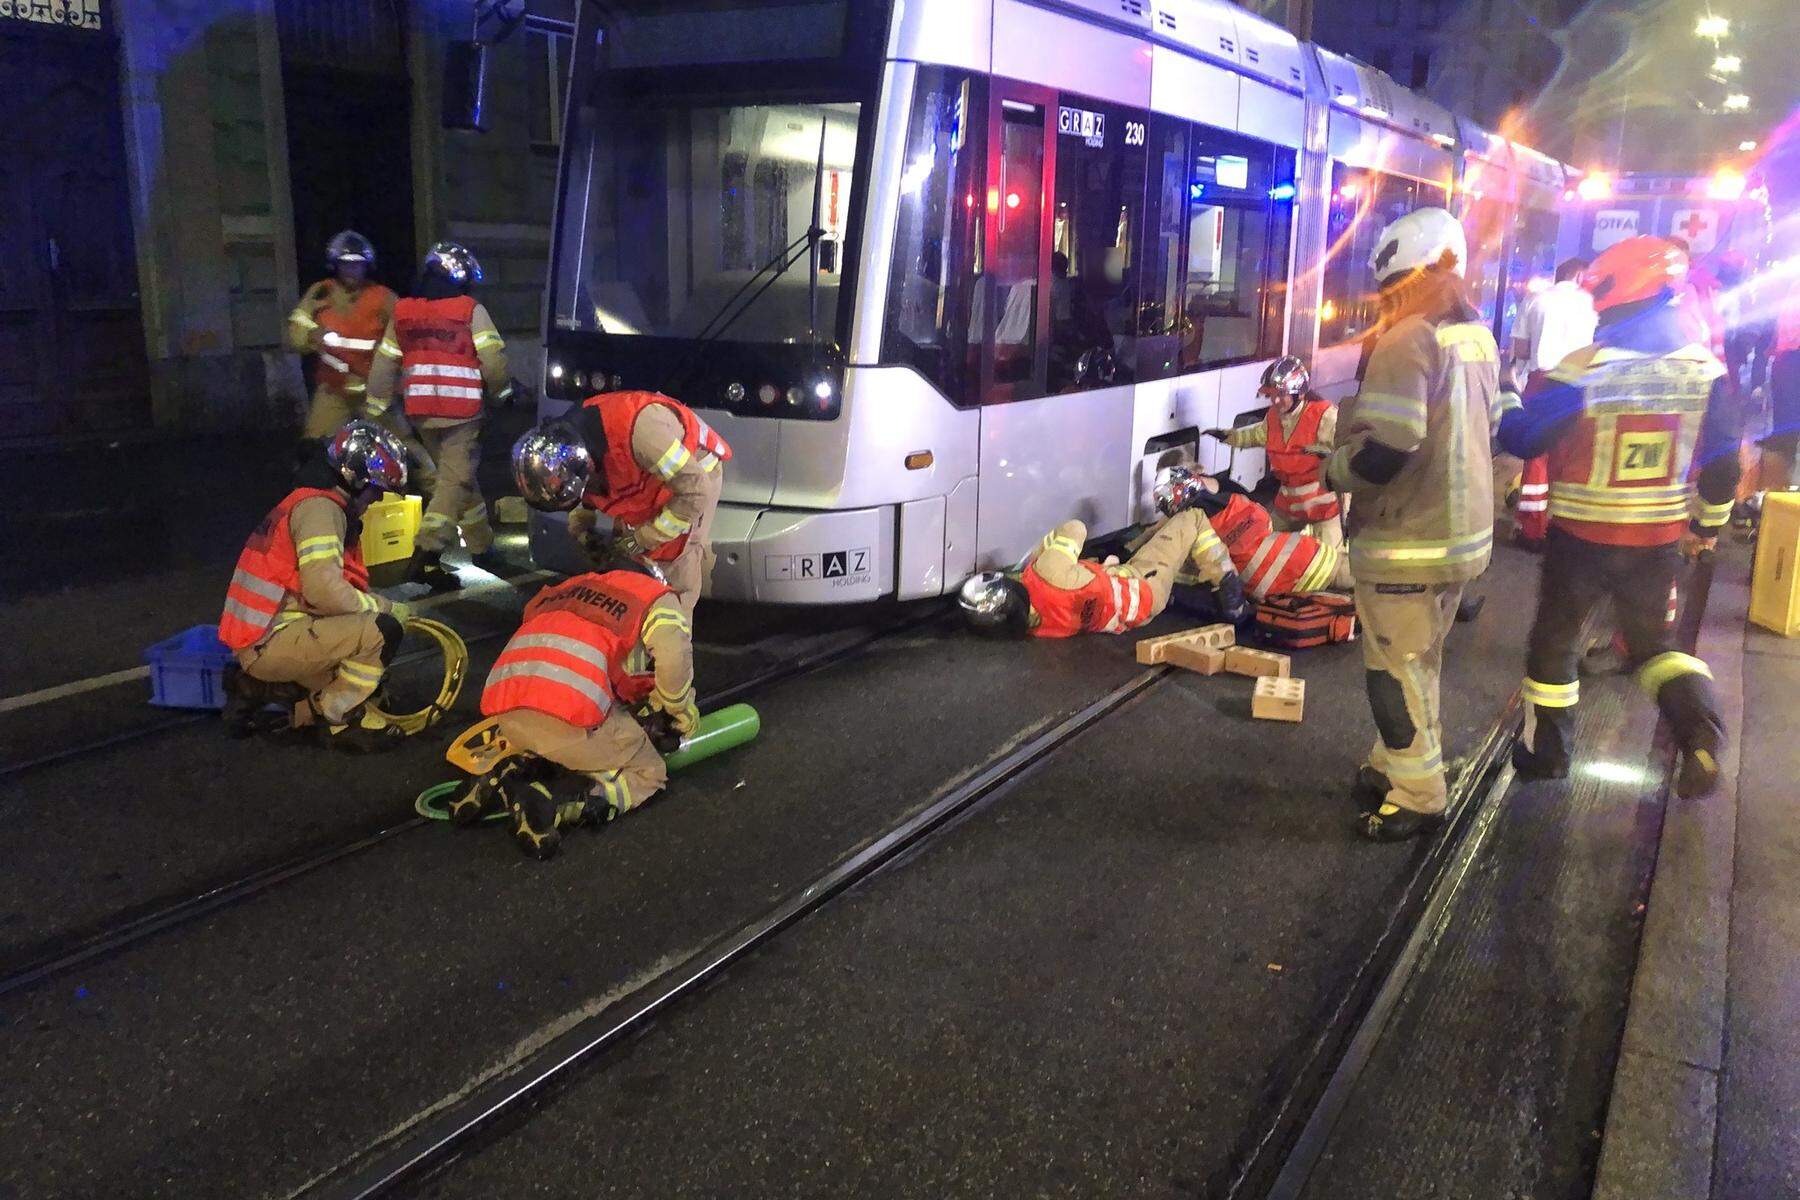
left=0, top=0, right=562, bottom=445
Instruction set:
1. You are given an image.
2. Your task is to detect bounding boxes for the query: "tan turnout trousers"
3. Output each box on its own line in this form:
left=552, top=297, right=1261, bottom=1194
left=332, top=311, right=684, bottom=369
left=658, top=465, right=723, bottom=621
left=495, top=707, right=668, bottom=818
left=1355, top=582, right=1463, bottom=815
left=413, top=419, right=492, bottom=556
left=238, top=612, right=388, bottom=725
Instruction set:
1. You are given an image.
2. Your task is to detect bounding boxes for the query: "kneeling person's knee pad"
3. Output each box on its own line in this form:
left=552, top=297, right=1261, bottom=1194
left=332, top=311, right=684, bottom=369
left=1365, top=669, right=1416, bottom=751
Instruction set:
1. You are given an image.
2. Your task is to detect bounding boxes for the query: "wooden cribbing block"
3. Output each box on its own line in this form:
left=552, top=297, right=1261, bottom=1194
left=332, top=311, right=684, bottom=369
left=1133, top=623, right=1236, bottom=665
left=1252, top=676, right=1305, bottom=722
left=1224, top=646, right=1291, bottom=678
left=1164, top=643, right=1226, bottom=675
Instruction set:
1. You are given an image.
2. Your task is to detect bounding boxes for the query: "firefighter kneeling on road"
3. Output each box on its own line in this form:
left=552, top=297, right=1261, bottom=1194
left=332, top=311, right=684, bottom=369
left=461, top=556, right=697, bottom=860
left=366, top=241, right=515, bottom=591
left=1498, top=236, right=1739, bottom=798
left=513, top=390, right=731, bottom=620
left=1204, top=355, right=1344, bottom=548
left=219, top=422, right=411, bottom=753
left=1153, top=465, right=1352, bottom=602
left=959, top=508, right=1248, bottom=639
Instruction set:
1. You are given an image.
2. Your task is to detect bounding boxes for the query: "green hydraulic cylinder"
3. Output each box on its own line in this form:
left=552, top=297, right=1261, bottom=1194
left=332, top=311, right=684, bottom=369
left=662, top=703, right=761, bottom=773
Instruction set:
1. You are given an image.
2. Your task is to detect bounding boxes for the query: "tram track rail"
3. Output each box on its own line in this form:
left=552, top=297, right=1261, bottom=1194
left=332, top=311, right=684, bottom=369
left=0, top=606, right=946, bottom=1001
left=296, top=665, right=1173, bottom=1200
left=300, top=633, right=1537, bottom=1200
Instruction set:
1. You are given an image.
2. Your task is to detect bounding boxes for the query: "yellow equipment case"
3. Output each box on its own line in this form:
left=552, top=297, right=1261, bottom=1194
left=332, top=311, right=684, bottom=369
left=1750, top=491, right=1800, bottom=638
left=359, top=494, right=422, bottom=567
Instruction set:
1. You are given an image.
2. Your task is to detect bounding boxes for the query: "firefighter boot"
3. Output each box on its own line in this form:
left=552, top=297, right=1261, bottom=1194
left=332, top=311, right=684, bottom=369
left=506, top=777, right=563, bottom=861
left=1357, top=801, right=1445, bottom=842
left=1350, top=765, right=1391, bottom=815
left=319, top=702, right=406, bottom=755
left=1654, top=668, right=1727, bottom=800
left=408, top=549, right=462, bottom=593
left=448, top=757, right=527, bottom=826
left=221, top=666, right=305, bottom=738
left=1511, top=710, right=1573, bottom=782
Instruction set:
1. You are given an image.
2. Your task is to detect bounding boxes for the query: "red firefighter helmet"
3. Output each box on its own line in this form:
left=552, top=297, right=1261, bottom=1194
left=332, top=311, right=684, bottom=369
left=1581, top=236, right=1688, bottom=313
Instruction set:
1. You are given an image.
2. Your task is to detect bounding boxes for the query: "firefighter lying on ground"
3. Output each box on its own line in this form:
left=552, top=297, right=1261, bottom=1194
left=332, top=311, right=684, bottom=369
left=366, top=241, right=516, bottom=592
left=1150, top=465, right=1353, bottom=602
left=1204, top=355, right=1344, bottom=548
left=513, top=390, right=732, bottom=621
left=1497, top=235, right=1740, bottom=799
left=456, top=554, right=698, bottom=860
left=958, top=507, right=1248, bottom=638
left=219, top=422, right=412, bottom=753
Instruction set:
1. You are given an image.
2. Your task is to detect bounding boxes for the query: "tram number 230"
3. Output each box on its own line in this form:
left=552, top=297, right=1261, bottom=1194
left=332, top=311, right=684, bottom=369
left=1124, top=121, right=1146, bottom=147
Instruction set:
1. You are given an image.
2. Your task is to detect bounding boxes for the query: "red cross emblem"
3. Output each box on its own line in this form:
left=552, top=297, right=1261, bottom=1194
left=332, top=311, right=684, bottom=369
left=1678, top=211, right=1710, bottom=240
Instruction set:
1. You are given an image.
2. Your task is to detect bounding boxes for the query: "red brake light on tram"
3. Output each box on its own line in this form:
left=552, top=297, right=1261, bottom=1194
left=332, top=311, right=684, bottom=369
left=1005, top=192, right=1022, bottom=210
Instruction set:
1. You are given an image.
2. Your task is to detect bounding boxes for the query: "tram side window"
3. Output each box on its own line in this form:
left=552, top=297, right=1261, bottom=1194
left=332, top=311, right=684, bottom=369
left=1046, top=95, right=1148, bottom=394
left=1503, top=204, right=1560, bottom=343
left=1137, top=116, right=1294, bottom=380
left=882, top=68, right=987, bottom=405
left=1318, top=166, right=1445, bottom=347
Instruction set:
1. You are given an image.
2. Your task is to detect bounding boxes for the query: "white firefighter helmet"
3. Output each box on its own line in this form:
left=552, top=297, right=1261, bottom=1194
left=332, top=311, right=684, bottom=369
left=1368, top=207, right=1467, bottom=286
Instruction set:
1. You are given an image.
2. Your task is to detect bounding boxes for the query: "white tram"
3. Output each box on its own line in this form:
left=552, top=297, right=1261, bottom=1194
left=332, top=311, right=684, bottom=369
left=532, top=0, right=1574, bottom=603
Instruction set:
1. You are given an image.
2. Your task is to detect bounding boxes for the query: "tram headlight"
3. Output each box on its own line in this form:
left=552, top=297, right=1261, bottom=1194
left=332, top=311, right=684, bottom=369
left=786, top=385, right=806, bottom=408
left=757, top=383, right=780, bottom=407
left=725, top=381, right=746, bottom=405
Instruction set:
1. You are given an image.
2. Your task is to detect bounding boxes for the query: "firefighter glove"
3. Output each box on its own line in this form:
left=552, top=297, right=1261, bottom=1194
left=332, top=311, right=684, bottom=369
left=1680, top=531, right=1717, bottom=560
left=651, top=684, right=700, bottom=735
left=1215, top=572, right=1250, bottom=625
left=1201, top=428, right=1228, bottom=441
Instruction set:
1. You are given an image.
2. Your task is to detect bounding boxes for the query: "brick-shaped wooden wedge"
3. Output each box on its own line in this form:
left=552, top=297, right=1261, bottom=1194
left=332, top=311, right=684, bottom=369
left=1252, top=675, right=1305, bottom=722
left=1134, top=624, right=1236, bottom=665
left=1225, top=646, right=1291, bottom=678
left=1164, top=643, right=1226, bottom=675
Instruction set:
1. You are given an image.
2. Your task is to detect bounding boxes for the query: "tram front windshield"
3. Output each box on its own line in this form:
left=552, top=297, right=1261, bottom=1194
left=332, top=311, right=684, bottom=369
left=555, top=90, right=863, bottom=348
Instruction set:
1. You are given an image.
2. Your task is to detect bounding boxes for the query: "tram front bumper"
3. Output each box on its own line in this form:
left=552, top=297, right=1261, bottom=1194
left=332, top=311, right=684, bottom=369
left=528, top=504, right=897, bottom=604
left=708, top=503, right=895, bottom=604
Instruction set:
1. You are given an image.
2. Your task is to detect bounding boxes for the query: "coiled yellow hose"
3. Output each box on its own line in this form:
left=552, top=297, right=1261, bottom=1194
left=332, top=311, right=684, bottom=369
left=367, top=616, right=467, bottom=735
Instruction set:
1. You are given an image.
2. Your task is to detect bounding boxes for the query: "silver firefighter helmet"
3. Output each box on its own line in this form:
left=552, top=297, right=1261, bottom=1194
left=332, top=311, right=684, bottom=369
left=327, top=420, right=409, bottom=494
left=326, top=229, right=375, bottom=270
left=958, top=571, right=1032, bottom=638
left=1152, top=463, right=1221, bottom=518
left=422, top=241, right=483, bottom=289
left=511, top=421, right=593, bottom=512
left=1258, top=355, right=1310, bottom=400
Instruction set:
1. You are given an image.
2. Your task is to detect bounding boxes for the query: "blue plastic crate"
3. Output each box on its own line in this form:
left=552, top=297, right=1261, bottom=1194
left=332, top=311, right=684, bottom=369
left=144, top=624, right=235, bottom=710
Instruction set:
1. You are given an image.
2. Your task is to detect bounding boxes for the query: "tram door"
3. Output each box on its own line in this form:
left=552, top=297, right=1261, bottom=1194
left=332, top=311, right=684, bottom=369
left=971, top=80, right=1133, bottom=568
left=0, top=24, right=148, bottom=441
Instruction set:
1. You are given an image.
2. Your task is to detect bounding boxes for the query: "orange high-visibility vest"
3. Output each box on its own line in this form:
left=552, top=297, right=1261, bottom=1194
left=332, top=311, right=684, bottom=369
left=394, top=295, right=483, bottom=421
left=480, top=570, right=675, bottom=726
left=1019, top=560, right=1156, bottom=638
left=580, top=391, right=732, bottom=563
left=310, top=281, right=394, bottom=393
left=218, top=488, right=369, bottom=650
left=1210, top=494, right=1326, bottom=600
left=1265, top=398, right=1341, bottom=524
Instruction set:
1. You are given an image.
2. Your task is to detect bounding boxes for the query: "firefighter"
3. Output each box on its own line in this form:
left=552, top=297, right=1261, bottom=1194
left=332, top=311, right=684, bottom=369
left=285, top=231, right=398, bottom=443
left=219, top=422, right=411, bottom=753
left=1154, top=465, right=1352, bottom=599
left=1327, top=207, right=1499, bottom=842
left=366, top=242, right=514, bottom=591
left=1498, top=236, right=1740, bottom=799
left=1204, top=356, right=1342, bottom=547
left=512, top=391, right=732, bottom=620
left=958, top=509, right=1247, bottom=639
left=465, top=558, right=697, bottom=860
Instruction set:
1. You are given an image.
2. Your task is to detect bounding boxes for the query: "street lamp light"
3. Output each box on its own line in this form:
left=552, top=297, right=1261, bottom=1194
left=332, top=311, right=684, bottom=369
left=1724, top=93, right=1751, bottom=111
left=1739, top=139, right=1759, bottom=151
left=1712, top=54, right=1742, bottom=74
left=1695, top=14, right=1730, bottom=38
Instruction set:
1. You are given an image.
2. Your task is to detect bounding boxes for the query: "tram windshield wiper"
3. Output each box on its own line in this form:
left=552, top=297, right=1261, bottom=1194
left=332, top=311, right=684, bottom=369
left=660, top=117, right=831, bottom=396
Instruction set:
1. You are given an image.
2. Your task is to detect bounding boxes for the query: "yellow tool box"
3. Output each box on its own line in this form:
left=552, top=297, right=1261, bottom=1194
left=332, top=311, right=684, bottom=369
left=1750, top=491, right=1800, bottom=637
left=359, top=494, right=422, bottom=567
